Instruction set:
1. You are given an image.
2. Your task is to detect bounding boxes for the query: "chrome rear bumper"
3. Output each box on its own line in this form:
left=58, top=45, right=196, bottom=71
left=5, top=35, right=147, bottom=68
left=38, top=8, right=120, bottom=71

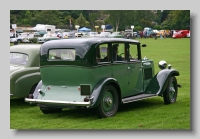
left=25, top=98, right=91, bottom=106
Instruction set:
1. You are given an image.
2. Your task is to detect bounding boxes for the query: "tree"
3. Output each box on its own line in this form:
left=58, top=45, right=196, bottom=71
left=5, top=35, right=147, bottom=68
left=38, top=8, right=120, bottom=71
left=88, top=12, right=99, bottom=30
left=103, top=10, right=129, bottom=32
left=75, top=13, right=89, bottom=28
left=32, top=10, right=60, bottom=26
left=161, top=10, right=190, bottom=29
left=134, top=10, right=156, bottom=28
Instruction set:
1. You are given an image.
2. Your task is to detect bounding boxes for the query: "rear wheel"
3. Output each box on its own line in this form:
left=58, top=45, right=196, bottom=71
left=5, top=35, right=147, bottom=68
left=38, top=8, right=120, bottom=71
left=97, top=85, right=119, bottom=118
left=163, top=76, right=178, bottom=104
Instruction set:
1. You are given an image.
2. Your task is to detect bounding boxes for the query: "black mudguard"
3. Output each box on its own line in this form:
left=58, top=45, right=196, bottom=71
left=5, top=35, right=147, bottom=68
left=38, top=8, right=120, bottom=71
left=89, top=77, right=121, bottom=108
left=145, top=69, right=179, bottom=96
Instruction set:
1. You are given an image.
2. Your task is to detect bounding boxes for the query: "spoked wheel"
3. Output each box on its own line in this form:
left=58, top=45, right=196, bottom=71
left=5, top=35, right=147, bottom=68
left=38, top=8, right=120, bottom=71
left=40, top=106, right=62, bottom=114
left=97, top=85, right=119, bottom=118
left=163, top=76, right=178, bottom=104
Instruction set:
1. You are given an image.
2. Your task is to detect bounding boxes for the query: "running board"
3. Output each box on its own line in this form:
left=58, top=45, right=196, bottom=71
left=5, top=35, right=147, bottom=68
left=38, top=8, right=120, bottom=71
left=122, top=94, right=157, bottom=104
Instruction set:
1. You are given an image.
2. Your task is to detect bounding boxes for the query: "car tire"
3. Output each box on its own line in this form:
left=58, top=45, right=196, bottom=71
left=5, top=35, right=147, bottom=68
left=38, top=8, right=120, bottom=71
left=97, top=85, right=119, bottom=118
left=40, top=106, right=62, bottom=114
left=163, top=76, right=178, bottom=104
left=17, top=39, right=20, bottom=43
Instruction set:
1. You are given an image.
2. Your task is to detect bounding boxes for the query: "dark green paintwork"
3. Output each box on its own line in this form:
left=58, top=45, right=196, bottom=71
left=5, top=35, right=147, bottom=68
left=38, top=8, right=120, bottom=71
left=28, top=38, right=180, bottom=108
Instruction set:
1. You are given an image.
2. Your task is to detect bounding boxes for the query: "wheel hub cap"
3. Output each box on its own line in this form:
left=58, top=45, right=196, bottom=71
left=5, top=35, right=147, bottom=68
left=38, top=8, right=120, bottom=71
left=105, top=97, right=112, bottom=106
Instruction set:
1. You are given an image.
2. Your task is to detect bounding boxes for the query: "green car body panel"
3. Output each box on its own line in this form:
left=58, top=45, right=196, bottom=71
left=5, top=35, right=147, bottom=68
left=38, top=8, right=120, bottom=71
left=145, top=68, right=179, bottom=96
left=25, top=38, right=180, bottom=117
left=10, top=44, right=41, bottom=98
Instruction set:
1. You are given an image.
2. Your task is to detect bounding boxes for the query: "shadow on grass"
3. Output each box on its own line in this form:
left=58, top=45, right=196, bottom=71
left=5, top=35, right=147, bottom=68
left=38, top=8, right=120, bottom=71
left=38, top=98, right=165, bottom=119
left=10, top=97, right=165, bottom=119
left=118, top=97, right=165, bottom=113
left=10, top=98, right=31, bottom=107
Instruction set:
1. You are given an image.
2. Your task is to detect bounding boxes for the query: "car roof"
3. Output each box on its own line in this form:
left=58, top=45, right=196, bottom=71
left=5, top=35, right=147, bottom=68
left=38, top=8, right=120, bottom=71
left=10, top=44, right=41, bottom=67
left=42, top=38, right=139, bottom=49
left=10, top=44, right=41, bottom=54
left=40, top=38, right=140, bottom=58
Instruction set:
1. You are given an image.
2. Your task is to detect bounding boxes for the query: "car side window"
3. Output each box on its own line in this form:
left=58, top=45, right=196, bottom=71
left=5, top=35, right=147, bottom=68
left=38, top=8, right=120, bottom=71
left=129, top=43, right=138, bottom=61
left=96, top=43, right=110, bottom=63
left=112, top=43, right=126, bottom=62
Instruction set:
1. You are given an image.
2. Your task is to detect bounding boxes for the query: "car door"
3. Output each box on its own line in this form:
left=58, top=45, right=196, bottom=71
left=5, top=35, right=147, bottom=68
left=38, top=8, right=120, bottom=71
left=110, top=43, right=131, bottom=98
left=126, top=43, right=143, bottom=96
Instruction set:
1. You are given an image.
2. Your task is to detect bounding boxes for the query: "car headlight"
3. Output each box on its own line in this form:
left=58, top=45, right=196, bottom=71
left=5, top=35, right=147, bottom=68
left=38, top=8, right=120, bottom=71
left=158, top=60, right=167, bottom=70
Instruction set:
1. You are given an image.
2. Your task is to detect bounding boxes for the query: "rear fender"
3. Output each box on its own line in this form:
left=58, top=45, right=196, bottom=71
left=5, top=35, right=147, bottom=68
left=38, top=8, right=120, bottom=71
left=90, top=77, right=121, bottom=108
left=15, top=72, right=41, bottom=98
left=145, top=69, right=179, bottom=96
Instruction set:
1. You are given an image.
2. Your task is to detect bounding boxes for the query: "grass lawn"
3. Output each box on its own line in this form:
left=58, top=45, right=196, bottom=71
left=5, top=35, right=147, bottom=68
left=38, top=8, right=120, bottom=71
left=10, top=37, right=190, bottom=129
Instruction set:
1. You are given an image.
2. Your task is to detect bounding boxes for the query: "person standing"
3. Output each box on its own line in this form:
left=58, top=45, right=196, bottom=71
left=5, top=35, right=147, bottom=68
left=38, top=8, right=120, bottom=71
left=164, top=30, right=166, bottom=39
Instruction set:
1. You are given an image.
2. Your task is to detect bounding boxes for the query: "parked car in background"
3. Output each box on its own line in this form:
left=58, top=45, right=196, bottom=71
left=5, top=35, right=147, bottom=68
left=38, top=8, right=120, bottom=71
left=10, top=44, right=41, bottom=99
left=172, top=30, right=189, bottom=38
left=157, top=30, right=171, bottom=37
left=37, top=34, right=60, bottom=43
left=75, top=32, right=83, bottom=37
left=10, top=33, right=30, bottom=43
left=110, top=32, right=124, bottom=38
left=10, top=32, right=15, bottom=38
left=187, top=31, right=190, bottom=38
left=38, top=30, right=47, bottom=37
left=25, top=38, right=181, bottom=118
left=61, top=32, right=76, bottom=38
left=87, top=32, right=99, bottom=37
left=153, top=29, right=159, bottom=35
left=99, top=32, right=111, bottom=38
left=79, top=32, right=89, bottom=37
left=124, top=29, right=133, bottom=38
left=22, top=33, right=40, bottom=43
left=28, top=33, right=41, bottom=43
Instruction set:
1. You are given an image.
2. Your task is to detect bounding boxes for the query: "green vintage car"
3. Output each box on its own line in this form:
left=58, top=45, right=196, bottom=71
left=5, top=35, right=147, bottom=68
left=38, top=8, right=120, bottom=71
left=37, top=34, right=60, bottom=43
left=110, top=32, right=124, bottom=38
left=25, top=38, right=181, bottom=118
left=10, top=44, right=41, bottom=98
left=28, top=33, right=41, bottom=43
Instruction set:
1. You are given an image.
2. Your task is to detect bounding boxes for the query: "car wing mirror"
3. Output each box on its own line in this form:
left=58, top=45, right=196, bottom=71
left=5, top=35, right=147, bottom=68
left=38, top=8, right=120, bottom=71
left=142, top=44, right=147, bottom=47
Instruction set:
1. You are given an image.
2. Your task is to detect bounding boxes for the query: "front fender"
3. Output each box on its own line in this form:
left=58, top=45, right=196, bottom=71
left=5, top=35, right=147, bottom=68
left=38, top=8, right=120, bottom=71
left=89, top=77, right=121, bottom=108
left=145, top=69, right=179, bottom=96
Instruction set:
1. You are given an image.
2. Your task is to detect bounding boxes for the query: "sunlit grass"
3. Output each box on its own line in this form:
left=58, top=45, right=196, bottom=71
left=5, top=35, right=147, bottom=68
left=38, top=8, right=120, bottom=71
left=10, top=38, right=190, bottom=130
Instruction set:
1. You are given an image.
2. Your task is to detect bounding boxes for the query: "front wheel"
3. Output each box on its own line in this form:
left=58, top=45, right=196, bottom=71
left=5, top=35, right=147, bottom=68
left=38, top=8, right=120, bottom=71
left=163, top=76, right=178, bottom=104
left=97, top=85, right=119, bottom=118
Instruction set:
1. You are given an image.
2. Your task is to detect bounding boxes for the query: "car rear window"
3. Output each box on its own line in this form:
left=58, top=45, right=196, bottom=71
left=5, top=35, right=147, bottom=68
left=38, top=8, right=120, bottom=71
left=48, top=49, right=76, bottom=61
left=10, top=53, right=29, bottom=65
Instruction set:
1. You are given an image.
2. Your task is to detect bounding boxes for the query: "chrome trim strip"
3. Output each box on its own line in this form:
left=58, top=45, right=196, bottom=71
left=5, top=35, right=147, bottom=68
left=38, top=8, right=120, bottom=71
left=122, top=95, right=157, bottom=104
left=25, top=98, right=91, bottom=106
